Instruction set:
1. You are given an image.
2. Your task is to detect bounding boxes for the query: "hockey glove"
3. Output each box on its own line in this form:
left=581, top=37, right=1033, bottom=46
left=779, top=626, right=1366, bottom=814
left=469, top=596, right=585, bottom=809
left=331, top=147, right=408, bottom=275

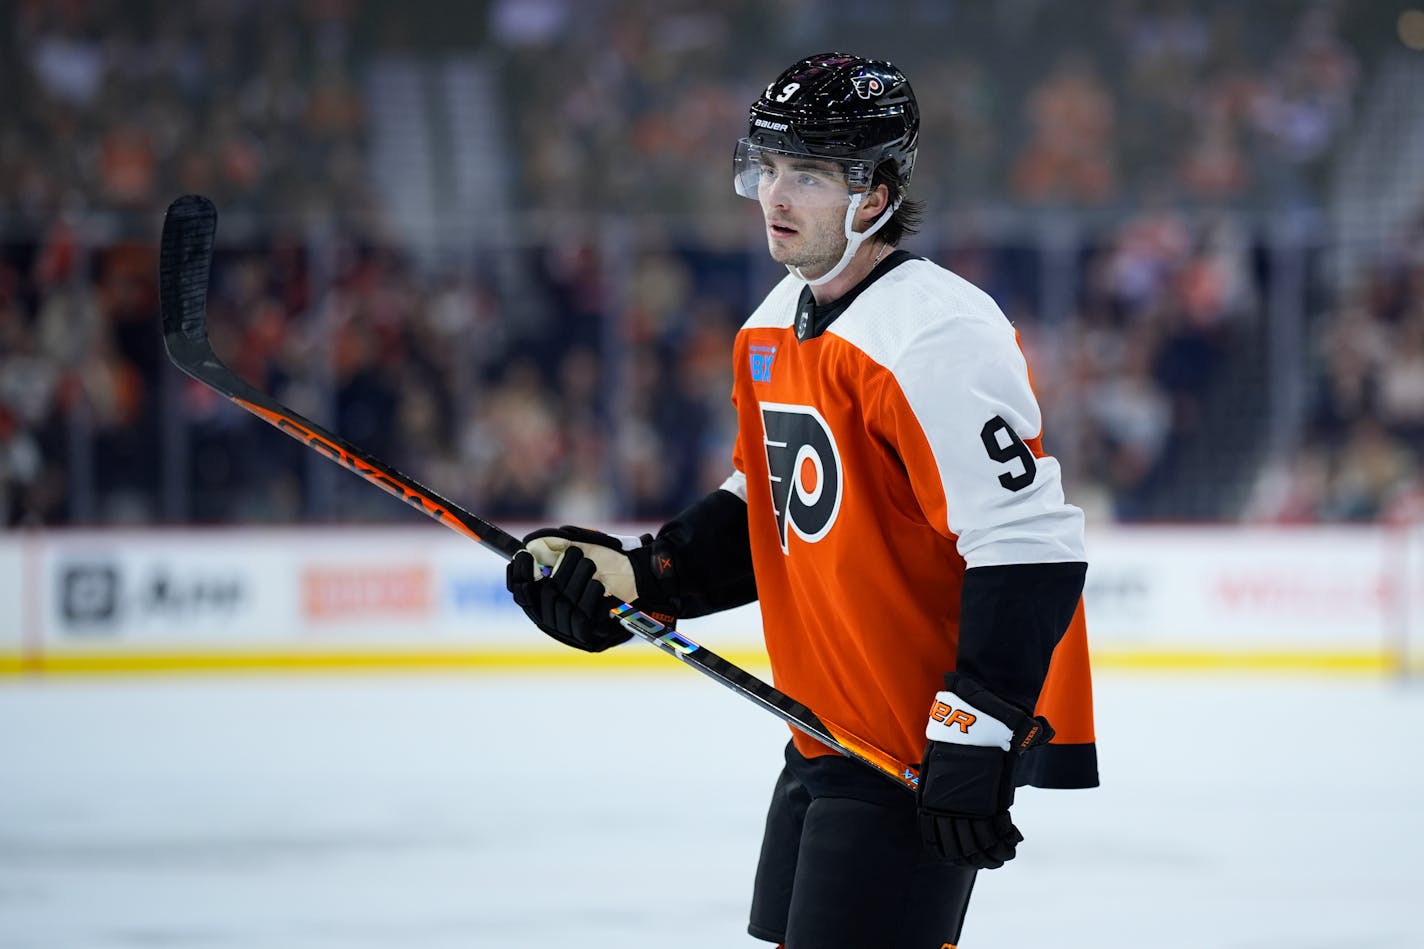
left=505, top=526, right=663, bottom=653
left=523, top=526, right=649, bottom=604
left=917, top=673, right=1054, bottom=870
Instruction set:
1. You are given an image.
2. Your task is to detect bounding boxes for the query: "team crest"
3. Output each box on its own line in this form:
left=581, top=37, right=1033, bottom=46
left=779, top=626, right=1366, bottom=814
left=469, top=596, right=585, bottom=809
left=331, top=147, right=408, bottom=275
left=761, top=402, right=843, bottom=552
left=851, top=73, right=885, bottom=99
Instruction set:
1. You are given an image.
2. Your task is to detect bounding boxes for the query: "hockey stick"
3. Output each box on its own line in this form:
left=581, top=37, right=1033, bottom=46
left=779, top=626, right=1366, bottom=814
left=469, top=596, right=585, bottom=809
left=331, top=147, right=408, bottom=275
left=158, top=194, right=919, bottom=791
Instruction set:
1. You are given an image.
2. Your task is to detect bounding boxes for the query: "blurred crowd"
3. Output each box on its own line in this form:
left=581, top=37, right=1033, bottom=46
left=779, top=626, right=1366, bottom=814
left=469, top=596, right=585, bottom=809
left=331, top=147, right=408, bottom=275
left=0, top=0, right=375, bottom=524
left=1, top=0, right=375, bottom=237
left=1, top=0, right=1417, bottom=529
left=499, top=0, right=1362, bottom=221
left=1247, top=199, right=1424, bottom=523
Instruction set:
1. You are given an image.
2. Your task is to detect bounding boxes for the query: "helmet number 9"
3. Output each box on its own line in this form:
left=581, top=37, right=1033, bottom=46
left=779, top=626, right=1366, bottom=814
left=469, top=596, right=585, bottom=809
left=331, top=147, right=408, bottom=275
left=980, top=416, right=1037, bottom=492
left=774, top=82, right=801, bottom=103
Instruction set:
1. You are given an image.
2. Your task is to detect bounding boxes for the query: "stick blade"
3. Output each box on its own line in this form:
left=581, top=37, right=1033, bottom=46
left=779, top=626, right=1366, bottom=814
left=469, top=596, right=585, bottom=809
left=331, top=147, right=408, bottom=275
left=158, top=194, right=217, bottom=351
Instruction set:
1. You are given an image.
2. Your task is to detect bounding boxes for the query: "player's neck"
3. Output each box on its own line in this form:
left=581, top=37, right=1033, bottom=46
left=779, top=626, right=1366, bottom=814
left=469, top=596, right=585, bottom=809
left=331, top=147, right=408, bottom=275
left=806, top=239, right=894, bottom=306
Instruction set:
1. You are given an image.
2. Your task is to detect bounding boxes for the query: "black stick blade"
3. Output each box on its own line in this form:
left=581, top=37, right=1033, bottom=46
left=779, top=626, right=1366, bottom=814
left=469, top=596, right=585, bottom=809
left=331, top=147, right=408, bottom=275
left=159, top=195, right=217, bottom=346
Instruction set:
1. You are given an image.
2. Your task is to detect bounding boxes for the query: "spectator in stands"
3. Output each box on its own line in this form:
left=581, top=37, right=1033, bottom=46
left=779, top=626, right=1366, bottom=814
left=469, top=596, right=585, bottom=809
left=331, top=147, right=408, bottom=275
left=1011, top=50, right=1118, bottom=205
left=1377, top=310, right=1424, bottom=447
left=1251, top=3, right=1359, bottom=205
left=1324, top=418, right=1416, bottom=521
left=1085, top=326, right=1174, bottom=519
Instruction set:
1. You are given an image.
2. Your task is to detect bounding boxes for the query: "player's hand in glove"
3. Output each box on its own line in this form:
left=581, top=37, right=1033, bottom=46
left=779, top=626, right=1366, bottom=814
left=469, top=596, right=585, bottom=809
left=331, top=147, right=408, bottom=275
left=505, top=526, right=664, bottom=653
left=917, top=672, right=1054, bottom=870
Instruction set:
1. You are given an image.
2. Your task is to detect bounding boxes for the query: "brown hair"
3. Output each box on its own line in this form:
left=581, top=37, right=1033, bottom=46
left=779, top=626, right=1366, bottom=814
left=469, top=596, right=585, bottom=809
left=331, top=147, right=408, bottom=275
left=872, top=160, right=922, bottom=246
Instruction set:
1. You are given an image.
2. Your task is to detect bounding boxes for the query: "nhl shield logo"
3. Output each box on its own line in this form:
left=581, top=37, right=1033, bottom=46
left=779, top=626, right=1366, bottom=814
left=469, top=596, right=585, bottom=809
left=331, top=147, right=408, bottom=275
left=851, top=73, right=885, bottom=99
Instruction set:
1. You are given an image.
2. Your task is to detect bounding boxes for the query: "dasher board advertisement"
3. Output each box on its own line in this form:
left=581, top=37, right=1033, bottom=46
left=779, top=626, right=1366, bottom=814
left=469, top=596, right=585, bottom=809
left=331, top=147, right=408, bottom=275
left=1, top=524, right=1419, bottom=673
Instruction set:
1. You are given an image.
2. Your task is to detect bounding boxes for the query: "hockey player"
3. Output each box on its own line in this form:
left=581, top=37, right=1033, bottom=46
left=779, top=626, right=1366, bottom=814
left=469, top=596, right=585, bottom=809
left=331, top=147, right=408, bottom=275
left=507, top=52, right=1097, bottom=949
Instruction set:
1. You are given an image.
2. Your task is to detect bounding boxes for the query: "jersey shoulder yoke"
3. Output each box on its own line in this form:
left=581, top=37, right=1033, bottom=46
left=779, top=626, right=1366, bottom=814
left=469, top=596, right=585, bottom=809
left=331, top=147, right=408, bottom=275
left=829, top=258, right=1014, bottom=372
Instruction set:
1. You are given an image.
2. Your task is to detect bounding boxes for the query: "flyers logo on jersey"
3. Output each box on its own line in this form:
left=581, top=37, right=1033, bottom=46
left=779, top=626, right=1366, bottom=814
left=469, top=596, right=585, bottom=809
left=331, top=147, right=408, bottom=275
left=761, top=403, right=843, bottom=552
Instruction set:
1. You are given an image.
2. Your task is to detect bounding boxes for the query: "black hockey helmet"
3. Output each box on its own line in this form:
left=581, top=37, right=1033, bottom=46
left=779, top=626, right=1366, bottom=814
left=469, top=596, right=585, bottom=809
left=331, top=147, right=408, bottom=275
left=735, top=52, right=919, bottom=196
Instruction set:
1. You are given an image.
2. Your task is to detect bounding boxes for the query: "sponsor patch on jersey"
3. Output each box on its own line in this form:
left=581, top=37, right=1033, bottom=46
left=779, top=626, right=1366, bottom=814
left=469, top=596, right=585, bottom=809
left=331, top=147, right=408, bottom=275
left=749, top=343, right=777, bottom=383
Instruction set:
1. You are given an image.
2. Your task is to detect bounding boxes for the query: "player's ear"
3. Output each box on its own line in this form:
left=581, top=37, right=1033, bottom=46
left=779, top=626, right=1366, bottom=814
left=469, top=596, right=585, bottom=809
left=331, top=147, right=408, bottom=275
left=856, top=183, right=891, bottom=228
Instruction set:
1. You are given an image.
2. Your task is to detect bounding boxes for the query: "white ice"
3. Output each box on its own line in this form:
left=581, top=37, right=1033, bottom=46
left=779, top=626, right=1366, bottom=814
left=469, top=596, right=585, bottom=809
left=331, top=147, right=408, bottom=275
left=1, top=670, right=1421, bottom=948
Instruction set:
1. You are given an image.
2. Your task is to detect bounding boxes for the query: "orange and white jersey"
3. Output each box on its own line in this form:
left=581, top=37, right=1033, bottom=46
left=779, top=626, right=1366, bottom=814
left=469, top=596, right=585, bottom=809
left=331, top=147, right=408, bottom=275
left=726, top=255, right=1095, bottom=776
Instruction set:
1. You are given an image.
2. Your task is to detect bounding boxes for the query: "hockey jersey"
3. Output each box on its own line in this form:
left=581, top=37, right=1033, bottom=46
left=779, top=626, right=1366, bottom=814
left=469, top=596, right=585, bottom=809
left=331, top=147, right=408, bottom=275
left=724, top=253, right=1097, bottom=789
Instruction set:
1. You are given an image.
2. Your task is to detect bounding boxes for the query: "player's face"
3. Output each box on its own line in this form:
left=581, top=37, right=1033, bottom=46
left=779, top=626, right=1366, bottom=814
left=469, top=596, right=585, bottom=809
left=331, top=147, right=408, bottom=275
left=755, top=154, right=851, bottom=279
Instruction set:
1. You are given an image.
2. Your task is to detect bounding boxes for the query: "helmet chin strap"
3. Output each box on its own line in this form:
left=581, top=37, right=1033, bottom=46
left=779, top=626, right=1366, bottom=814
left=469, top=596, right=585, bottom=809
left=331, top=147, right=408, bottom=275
left=789, top=194, right=902, bottom=288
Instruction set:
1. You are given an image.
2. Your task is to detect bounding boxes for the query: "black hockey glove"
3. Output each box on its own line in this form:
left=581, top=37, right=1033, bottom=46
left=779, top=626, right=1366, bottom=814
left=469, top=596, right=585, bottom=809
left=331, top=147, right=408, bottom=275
left=917, top=673, right=1054, bottom=870
left=505, top=526, right=666, bottom=653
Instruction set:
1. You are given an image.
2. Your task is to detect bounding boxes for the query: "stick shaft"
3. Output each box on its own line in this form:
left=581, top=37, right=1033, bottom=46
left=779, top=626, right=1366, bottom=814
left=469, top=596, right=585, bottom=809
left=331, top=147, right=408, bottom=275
left=157, top=194, right=920, bottom=791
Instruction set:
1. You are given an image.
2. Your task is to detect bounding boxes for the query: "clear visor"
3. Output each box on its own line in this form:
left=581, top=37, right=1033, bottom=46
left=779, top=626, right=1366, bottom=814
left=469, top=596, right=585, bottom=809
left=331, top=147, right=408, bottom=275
left=732, top=139, right=874, bottom=208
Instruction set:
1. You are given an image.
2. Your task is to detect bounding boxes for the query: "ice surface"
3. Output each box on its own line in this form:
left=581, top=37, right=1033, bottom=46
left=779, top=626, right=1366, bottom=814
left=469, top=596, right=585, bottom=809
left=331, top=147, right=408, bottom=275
left=1, top=670, right=1421, bottom=948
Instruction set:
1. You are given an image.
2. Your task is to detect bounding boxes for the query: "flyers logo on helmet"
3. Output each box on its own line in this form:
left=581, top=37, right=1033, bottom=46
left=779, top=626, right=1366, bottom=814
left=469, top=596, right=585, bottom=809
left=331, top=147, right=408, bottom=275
left=761, top=403, right=843, bottom=553
left=851, top=73, right=885, bottom=99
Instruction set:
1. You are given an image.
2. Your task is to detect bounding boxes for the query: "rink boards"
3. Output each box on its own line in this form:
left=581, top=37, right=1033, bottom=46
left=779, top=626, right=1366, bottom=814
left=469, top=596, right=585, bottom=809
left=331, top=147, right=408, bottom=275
left=1, top=524, right=1422, bottom=675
